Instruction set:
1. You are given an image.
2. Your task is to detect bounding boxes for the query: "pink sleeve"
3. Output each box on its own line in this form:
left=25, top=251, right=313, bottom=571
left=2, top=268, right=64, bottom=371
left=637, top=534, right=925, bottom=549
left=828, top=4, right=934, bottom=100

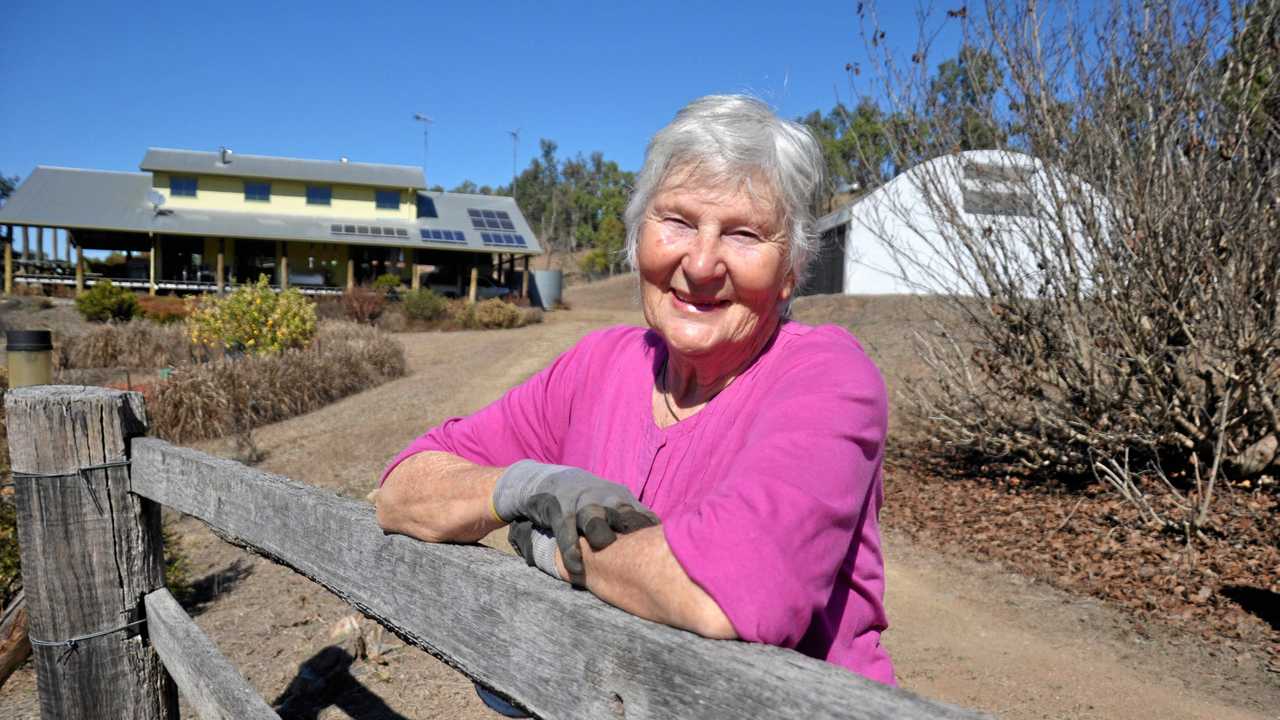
left=378, top=333, right=590, bottom=486
left=661, top=344, right=888, bottom=648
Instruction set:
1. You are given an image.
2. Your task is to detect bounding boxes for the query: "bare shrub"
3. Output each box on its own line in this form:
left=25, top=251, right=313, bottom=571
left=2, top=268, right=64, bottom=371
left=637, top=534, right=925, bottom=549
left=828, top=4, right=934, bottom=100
left=340, top=288, right=386, bottom=324
left=62, top=320, right=196, bottom=369
left=470, top=298, right=524, bottom=328
left=375, top=306, right=408, bottom=333
left=450, top=299, right=544, bottom=330
left=858, top=0, right=1279, bottom=535
left=150, top=321, right=406, bottom=443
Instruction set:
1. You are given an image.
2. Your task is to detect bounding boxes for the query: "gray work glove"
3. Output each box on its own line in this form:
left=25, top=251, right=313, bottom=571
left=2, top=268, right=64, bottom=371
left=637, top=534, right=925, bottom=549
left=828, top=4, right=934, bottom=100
left=494, top=461, right=659, bottom=586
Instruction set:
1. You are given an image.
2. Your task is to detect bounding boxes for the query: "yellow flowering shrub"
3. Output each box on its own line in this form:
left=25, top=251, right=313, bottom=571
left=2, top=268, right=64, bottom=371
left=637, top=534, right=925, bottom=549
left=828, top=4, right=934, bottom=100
left=188, top=275, right=317, bottom=354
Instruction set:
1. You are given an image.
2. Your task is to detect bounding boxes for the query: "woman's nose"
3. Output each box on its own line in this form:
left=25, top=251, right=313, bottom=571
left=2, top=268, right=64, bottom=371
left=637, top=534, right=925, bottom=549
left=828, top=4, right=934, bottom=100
left=680, top=226, right=726, bottom=283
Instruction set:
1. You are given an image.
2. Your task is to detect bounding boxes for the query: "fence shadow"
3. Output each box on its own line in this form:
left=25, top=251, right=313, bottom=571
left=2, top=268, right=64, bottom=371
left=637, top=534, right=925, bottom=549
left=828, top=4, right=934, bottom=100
left=273, top=646, right=409, bottom=720
left=1220, top=584, right=1280, bottom=632
left=180, top=558, right=254, bottom=616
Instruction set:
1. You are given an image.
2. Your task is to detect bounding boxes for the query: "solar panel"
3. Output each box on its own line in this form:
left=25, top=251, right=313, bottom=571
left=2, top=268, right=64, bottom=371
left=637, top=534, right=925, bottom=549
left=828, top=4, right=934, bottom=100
left=369, top=227, right=383, bottom=236
left=344, top=225, right=356, bottom=234
left=420, top=228, right=468, bottom=244
left=330, top=224, right=342, bottom=233
left=480, top=232, right=528, bottom=248
left=496, top=210, right=511, bottom=220
left=396, top=229, right=408, bottom=237
left=467, top=208, right=483, bottom=217
left=499, top=219, right=515, bottom=230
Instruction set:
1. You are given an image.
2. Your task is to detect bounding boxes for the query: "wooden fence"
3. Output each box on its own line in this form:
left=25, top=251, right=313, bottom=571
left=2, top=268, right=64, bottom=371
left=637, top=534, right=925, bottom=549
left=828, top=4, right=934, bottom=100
left=5, top=385, right=987, bottom=719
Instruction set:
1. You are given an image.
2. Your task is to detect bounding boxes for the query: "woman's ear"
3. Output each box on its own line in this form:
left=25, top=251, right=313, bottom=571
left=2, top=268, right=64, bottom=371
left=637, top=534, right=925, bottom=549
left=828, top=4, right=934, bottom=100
left=778, top=271, right=796, bottom=302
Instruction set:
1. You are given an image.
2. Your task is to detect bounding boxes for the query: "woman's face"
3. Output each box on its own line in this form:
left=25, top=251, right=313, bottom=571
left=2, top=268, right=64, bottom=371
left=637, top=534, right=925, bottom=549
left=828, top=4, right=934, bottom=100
left=637, top=172, right=794, bottom=367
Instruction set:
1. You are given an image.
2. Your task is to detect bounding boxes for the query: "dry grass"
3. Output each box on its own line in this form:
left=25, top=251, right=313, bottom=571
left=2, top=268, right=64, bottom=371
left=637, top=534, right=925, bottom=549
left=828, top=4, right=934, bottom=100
left=58, top=320, right=197, bottom=370
left=376, top=298, right=542, bottom=332
left=149, top=322, right=406, bottom=443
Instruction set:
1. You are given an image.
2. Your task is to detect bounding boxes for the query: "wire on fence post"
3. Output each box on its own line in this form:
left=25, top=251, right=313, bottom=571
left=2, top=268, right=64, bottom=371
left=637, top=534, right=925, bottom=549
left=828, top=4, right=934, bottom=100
left=29, top=618, right=149, bottom=665
left=10, top=459, right=131, bottom=515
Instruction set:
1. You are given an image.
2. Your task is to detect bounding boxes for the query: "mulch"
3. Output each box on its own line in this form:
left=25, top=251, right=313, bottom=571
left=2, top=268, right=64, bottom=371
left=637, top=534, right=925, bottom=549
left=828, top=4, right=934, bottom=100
left=881, top=444, right=1280, bottom=674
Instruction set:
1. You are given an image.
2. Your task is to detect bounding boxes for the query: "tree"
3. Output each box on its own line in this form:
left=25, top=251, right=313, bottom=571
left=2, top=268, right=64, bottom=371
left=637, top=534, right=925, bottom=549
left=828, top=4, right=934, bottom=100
left=926, top=47, right=1005, bottom=151
left=0, top=174, right=18, bottom=207
left=800, top=98, right=893, bottom=206
left=860, top=0, right=1280, bottom=538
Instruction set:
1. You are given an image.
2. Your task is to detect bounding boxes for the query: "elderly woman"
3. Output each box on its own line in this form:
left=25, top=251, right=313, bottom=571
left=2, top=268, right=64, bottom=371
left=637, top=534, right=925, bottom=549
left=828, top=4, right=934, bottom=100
left=376, top=95, right=894, bottom=692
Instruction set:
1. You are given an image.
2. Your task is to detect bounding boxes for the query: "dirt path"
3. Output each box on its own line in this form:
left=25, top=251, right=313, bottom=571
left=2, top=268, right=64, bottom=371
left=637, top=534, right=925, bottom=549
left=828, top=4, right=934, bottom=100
left=2, top=276, right=1275, bottom=719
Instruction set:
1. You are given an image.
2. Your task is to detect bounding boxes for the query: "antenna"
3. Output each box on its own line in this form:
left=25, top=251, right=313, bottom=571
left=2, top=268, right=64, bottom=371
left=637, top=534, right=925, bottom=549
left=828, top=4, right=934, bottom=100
left=413, top=113, right=434, bottom=189
left=509, top=128, right=520, bottom=198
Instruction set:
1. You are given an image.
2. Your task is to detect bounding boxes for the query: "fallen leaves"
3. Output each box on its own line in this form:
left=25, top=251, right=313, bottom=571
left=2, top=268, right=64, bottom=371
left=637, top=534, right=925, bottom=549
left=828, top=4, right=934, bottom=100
left=882, top=448, right=1280, bottom=668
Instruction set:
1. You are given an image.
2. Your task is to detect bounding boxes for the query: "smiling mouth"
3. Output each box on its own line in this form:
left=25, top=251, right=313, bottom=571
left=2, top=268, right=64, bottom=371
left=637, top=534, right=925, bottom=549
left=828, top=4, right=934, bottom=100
left=670, top=289, right=729, bottom=313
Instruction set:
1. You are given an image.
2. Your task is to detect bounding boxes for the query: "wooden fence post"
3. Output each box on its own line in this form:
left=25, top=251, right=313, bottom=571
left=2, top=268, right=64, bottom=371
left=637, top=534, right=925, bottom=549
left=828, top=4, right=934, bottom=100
left=5, top=386, right=177, bottom=719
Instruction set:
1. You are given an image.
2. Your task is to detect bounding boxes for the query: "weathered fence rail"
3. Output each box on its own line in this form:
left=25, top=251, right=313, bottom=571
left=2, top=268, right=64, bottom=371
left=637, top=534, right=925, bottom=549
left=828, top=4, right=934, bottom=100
left=143, top=587, right=276, bottom=720
left=7, top=386, right=988, bottom=719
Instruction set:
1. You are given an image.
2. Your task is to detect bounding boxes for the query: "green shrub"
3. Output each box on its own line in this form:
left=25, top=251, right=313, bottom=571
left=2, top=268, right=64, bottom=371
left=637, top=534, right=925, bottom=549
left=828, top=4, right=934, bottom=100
left=188, top=275, right=317, bottom=354
left=402, top=288, right=449, bottom=321
left=372, top=273, right=404, bottom=292
left=75, top=280, right=139, bottom=322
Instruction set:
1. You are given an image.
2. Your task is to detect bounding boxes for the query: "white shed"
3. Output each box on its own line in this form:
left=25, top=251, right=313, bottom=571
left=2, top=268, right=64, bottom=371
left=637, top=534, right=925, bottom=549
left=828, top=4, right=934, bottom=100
left=804, top=150, right=1109, bottom=296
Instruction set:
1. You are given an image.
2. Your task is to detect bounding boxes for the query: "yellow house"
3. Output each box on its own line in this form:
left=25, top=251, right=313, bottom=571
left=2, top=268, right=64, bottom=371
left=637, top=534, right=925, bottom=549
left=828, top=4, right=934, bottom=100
left=0, top=147, right=542, bottom=297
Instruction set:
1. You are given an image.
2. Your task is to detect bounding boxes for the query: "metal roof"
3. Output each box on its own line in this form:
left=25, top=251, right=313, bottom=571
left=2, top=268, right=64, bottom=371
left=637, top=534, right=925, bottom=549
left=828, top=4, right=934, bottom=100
left=140, top=148, right=425, bottom=189
left=0, top=167, right=541, bottom=255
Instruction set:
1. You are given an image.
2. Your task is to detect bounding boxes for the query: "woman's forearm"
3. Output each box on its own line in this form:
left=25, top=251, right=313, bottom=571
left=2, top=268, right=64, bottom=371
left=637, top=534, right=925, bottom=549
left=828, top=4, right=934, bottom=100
left=375, top=451, right=506, bottom=543
left=562, top=525, right=738, bottom=640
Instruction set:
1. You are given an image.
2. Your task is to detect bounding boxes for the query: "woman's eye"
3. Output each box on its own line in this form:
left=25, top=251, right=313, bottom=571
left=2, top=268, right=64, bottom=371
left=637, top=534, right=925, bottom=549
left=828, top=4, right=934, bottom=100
left=662, top=216, right=692, bottom=228
left=726, top=231, right=762, bottom=245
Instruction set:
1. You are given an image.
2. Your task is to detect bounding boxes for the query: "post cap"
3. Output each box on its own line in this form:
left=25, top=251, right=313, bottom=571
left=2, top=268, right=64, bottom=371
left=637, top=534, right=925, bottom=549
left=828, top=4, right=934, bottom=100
left=6, top=329, right=53, bottom=352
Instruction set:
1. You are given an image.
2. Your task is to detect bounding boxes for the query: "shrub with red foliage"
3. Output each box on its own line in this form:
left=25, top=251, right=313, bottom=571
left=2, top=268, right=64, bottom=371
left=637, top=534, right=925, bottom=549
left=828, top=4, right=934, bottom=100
left=340, top=288, right=385, bottom=324
left=137, top=295, right=192, bottom=324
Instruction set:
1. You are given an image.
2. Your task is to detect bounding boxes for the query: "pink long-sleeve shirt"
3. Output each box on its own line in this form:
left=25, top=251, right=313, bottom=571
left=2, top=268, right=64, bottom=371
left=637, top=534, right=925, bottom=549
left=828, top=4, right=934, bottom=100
left=383, top=321, right=895, bottom=685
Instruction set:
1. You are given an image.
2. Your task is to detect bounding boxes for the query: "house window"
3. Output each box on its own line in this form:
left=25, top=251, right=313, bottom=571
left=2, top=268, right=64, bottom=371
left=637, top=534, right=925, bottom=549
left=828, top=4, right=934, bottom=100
left=307, top=185, right=332, bottom=205
left=170, top=176, right=198, bottom=197
left=376, top=190, right=400, bottom=210
left=244, top=181, right=271, bottom=202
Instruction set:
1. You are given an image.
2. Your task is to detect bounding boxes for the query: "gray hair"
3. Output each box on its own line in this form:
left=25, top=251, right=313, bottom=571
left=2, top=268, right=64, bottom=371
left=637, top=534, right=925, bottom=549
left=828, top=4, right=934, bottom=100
left=624, top=94, right=826, bottom=286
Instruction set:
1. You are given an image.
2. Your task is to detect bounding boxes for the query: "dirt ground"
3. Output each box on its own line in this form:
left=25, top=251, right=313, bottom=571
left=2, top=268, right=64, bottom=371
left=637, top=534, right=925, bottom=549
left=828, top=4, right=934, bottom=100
left=2, top=275, right=1277, bottom=719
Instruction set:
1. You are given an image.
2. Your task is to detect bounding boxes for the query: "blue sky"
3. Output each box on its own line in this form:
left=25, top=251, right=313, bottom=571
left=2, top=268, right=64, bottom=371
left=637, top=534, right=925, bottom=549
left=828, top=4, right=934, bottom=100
left=1, top=1, right=954, bottom=190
